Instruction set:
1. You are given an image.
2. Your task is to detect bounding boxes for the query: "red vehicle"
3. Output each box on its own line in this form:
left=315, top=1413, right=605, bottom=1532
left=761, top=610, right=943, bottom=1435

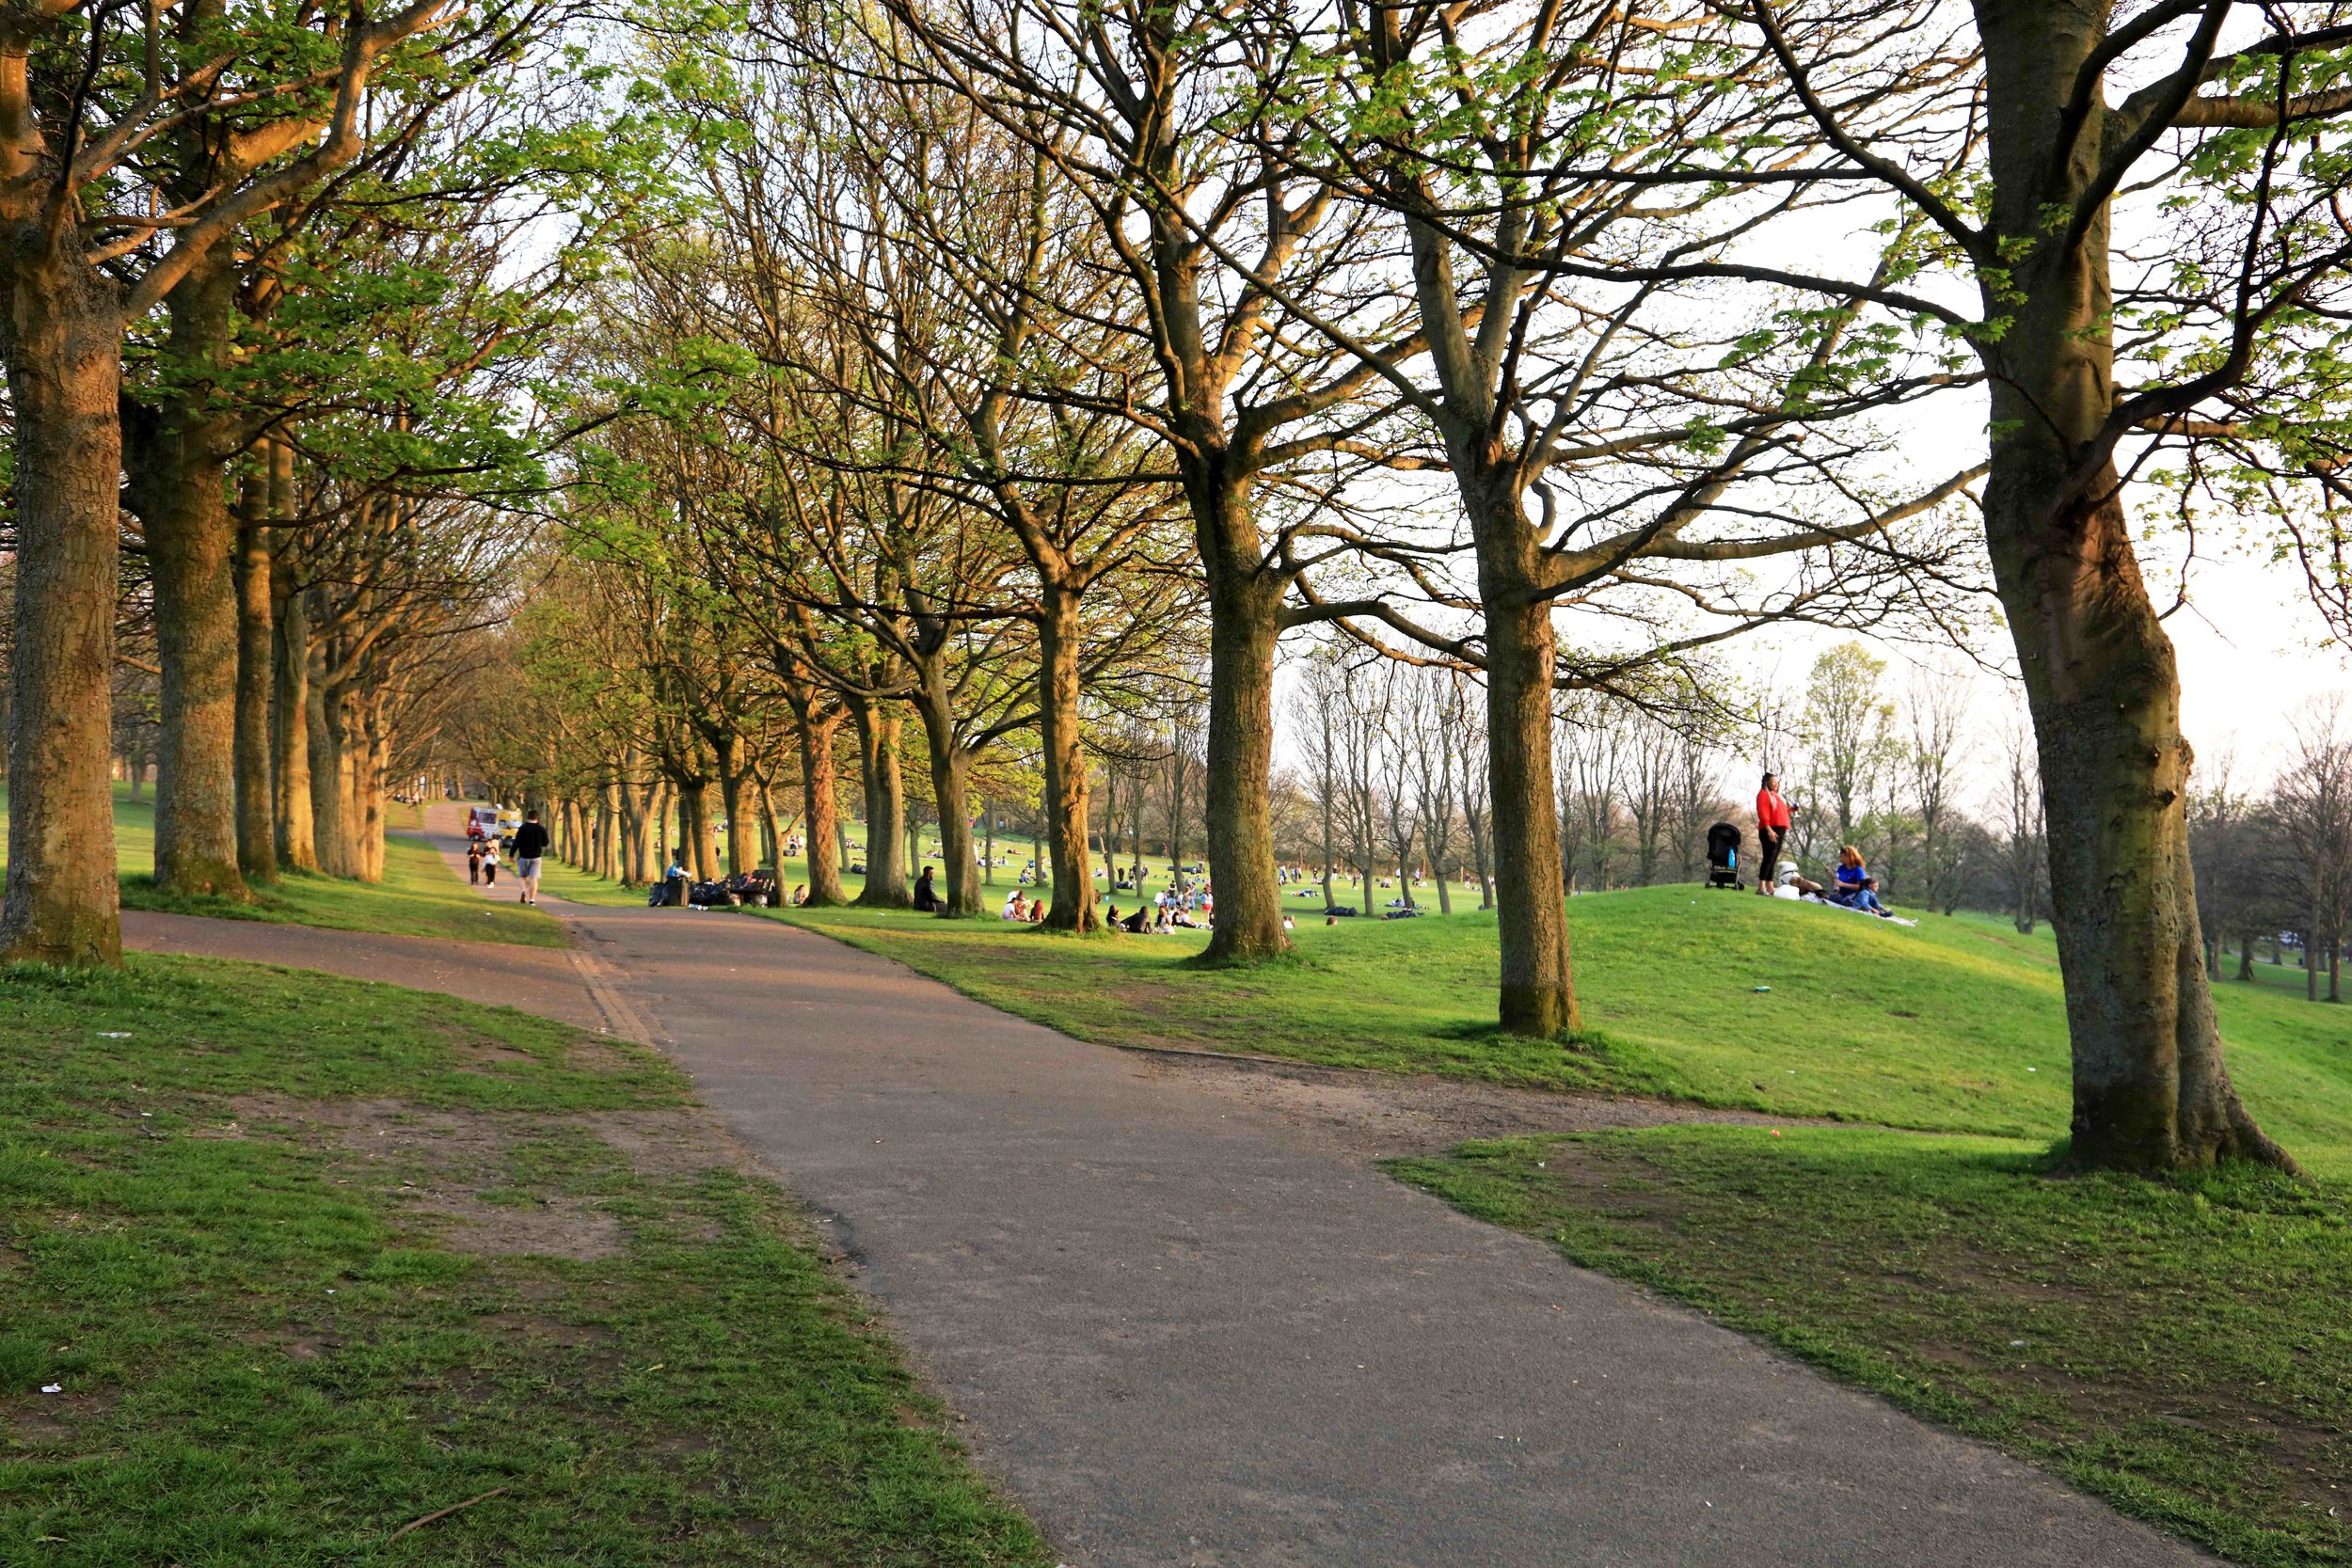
left=465, top=806, right=500, bottom=841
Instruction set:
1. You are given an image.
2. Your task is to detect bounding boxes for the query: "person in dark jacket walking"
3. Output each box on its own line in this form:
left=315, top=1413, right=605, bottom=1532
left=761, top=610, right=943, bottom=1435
left=513, top=810, right=551, bottom=906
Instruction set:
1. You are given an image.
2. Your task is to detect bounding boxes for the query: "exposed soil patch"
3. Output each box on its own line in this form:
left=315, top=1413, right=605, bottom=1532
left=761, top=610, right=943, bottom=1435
left=1126, top=1047, right=1806, bottom=1158
left=582, top=1108, right=745, bottom=1179
left=223, top=1094, right=745, bottom=1261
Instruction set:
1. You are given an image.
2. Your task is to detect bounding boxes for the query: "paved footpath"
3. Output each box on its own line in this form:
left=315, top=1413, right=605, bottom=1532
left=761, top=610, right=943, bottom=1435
left=135, top=821, right=2210, bottom=1567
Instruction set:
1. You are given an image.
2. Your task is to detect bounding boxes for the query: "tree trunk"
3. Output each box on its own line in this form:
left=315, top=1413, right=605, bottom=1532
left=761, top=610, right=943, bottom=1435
left=356, top=696, right=388, bottom=882
left=680, top=778, right=719, bottom=880
left=793, top=698, right=847, bottom=906
left=758, top=782, right=784, bottom=875
left=132, top=260, right=246, bottom=900
left=230, top=453, right=277, bottom=882
left=983, top=799, right=995, bottom=889
left=1486, top=594, right=1578, bottom=1036
left=1099, top=766, right=1119, bottom=893
left=850, top=697, right=910, bottom=908
left=1198, top=562, right=1289, bottom=961
left=0, top=256, right=123, bottom=964
left=271, top=546, right=317, bottom=872
left=622, top=771, right=652, bottom=885
left=1976, top=4, right=2285, bottom=1170
left=716, top=746, right=747, bottom=879
left=2236, top=932, right=2254, bottom=983
left=911, top=659, right=981, bottom=914
left=1032, top=593, right=1097, bottom=929
left=308, top=678, right=355, bottom=878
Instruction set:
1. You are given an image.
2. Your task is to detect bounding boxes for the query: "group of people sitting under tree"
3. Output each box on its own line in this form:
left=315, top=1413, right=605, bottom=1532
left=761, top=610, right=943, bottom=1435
left=1754, top=773, right=1897, bottom=919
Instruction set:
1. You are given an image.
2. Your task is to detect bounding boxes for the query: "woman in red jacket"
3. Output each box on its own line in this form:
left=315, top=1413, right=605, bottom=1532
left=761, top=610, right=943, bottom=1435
left=1755, top=772, right=1792, bottom=895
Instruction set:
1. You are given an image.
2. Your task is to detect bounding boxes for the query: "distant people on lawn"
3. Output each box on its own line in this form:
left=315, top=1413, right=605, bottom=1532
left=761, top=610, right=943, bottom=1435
left=1755, top=772, right=1792, bottom=896
left=467, top=840, right=483, bottom=885
left=512, top=810, right=549, bottom=906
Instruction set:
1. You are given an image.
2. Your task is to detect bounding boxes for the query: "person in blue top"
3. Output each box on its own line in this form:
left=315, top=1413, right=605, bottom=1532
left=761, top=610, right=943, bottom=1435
left=1832, top=845, right=1890, bottom=915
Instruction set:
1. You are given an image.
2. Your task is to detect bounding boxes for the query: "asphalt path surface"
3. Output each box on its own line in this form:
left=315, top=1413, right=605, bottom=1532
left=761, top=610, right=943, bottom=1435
left=133, top=816, right=2210, bottom=1566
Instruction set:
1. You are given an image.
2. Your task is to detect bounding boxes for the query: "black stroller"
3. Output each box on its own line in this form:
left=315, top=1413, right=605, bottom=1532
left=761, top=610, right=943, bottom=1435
left=1704, top=822, right=1743, bottom=891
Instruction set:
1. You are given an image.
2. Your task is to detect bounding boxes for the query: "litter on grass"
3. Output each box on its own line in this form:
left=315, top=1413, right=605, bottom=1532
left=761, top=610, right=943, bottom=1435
left=97, top=1032, right=131, bottom=1039
left=39, top=1384, right=61, bottom=1395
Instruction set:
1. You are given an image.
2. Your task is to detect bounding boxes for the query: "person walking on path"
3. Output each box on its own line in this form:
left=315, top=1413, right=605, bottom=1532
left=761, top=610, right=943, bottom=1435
left=467, top=841, right=483, bottom=885
left=512, top=810, right=550, bottom=907
left=1755, top=772, right=1793, bottom=895
left=481, top=841, right=501, bottom=887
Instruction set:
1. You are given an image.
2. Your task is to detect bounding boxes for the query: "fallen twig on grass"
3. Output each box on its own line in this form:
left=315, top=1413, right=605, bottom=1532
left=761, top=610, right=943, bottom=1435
left=384, top=1485, right=510, bottom=1544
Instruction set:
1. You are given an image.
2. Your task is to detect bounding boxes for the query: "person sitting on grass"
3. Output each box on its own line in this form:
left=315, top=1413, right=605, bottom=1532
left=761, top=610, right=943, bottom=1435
left=1831, top=846, right=1890, bottom=915
left=1770, top=863, right=1825, bottom=900
left=791, top=883, right=806, bottom=906
left=913, top=865, right=944, bottom=912
left=1028, top=896, right=1045, bottom=923
left=1121, top=903, right=1149, bottom=933
left=1004, top=888, right=1025, bottom=921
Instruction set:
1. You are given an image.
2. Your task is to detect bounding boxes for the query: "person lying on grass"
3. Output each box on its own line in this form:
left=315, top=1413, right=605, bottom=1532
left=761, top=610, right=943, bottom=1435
left=1770, top=863, right=1825, bottom=900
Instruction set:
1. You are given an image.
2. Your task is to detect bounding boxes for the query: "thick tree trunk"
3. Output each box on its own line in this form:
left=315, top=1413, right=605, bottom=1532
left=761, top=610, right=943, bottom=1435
left=310, top=680, right=357, bottom=878
left=1485, top=593, right=1578, bottom=1036
left=1198, top=562, right=1289, bottom=962
left=758, top=783, right=784, bottom=875
left=0, top=257, right=123, bottom=964
left=271, top=556, right=317, bottom=872
left=679, top=778, right=719, bottom=880
left=793, top=700, right=847, bottom=906
left=910, top=659, right=981, bottom=915
left=1032, top=585, right=1097, bottom=929
left=356, top=697, right=387, bottom=882
left=622, top=771, right=652, bottom=885
left=850, top=697, right=910, bottom=908
left=716, top=747, right=747, bottom=879
left=133, top=261, right=246, bottom=900
left=1978, top=3, right=2285, bottom=1171
left=231, top=455, right=276, bottom=881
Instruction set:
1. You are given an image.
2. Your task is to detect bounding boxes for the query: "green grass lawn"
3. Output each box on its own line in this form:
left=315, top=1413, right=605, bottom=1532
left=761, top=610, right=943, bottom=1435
left=0, top=786, right=563, bottom=948
left=763, top=885, right=2352, bottom=1564
left=0, top=955, right=1046, bottom=1566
